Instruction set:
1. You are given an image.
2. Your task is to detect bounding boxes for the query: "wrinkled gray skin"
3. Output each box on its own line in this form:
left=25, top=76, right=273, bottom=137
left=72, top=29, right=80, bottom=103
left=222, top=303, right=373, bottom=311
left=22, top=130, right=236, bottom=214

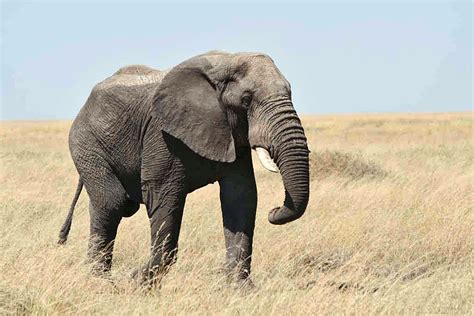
left=59, top=51, right=310, bottom=285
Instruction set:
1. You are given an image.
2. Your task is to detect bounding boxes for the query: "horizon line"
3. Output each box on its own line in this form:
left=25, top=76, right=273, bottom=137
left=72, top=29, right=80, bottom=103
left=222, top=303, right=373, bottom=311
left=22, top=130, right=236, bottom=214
left=1, top=110, right=472, bottom=123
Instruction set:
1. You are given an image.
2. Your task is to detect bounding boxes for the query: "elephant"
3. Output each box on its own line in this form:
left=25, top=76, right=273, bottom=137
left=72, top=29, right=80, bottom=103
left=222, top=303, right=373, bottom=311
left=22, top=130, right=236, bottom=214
left=58, top=51, right=310, bottom=285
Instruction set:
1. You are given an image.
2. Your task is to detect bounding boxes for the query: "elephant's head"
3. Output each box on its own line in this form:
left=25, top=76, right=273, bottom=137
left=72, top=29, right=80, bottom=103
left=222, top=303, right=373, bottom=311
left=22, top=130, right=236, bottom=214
left=154, top=51, right=309, bottom=225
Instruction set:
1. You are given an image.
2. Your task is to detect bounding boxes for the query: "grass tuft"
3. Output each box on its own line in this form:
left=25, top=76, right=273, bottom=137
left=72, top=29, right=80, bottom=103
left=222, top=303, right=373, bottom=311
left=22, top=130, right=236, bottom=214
left=310, top=150, right=387, bottom=181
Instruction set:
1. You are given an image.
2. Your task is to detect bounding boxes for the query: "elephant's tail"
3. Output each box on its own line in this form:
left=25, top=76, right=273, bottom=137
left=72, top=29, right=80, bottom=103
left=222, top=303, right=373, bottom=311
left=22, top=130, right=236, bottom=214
left=58, top=178, right=83, bottom=244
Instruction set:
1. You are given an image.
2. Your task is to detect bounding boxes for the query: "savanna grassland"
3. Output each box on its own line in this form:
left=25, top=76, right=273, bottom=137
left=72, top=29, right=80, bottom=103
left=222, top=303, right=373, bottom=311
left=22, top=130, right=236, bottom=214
left=1, top=112, right=473, bottom=314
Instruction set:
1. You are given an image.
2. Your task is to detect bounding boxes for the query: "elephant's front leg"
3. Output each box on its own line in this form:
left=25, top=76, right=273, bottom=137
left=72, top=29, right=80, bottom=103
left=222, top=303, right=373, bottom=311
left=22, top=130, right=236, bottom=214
left=135, top=180, right=186, bottom=286
left=219, top=151, right=257, bottom=281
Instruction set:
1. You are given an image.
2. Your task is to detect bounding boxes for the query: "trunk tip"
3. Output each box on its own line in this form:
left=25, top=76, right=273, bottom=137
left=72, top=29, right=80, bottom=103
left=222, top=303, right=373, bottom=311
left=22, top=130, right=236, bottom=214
left=268, top=206, right=304, bottom=225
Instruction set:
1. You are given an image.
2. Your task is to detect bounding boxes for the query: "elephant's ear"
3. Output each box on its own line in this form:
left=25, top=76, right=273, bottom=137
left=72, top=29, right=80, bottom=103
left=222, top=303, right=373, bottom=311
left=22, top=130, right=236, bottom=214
left=153, top=57, right=236, bottom=162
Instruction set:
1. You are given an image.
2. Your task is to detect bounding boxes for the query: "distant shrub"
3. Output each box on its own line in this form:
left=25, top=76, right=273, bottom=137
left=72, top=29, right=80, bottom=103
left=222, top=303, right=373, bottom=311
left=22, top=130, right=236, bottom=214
left=310, top=150, right=387, bottom=181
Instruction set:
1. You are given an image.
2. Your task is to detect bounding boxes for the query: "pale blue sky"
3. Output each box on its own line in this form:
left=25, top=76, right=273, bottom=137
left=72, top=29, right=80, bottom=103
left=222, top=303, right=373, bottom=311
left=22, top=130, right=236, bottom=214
left=1, top=0, right=472, bottom=120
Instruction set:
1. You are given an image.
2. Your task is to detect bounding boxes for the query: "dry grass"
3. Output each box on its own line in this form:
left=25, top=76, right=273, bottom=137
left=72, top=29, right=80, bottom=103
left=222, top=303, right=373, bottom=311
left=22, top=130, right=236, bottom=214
left=310, top=150, right=387, bottom=181
left=0, top=112, right=473, bottom=314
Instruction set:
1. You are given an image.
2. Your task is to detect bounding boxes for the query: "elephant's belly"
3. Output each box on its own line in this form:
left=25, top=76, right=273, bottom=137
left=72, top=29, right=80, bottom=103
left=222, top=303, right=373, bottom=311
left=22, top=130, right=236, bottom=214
left=184, top=160, right=224, bottom=193
left=120, top=173, right=143, bottom=203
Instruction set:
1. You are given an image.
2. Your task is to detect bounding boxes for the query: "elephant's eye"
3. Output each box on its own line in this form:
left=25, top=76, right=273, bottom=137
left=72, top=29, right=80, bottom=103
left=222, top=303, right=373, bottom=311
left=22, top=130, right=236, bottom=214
left=242, top=94, right=252, bottom=107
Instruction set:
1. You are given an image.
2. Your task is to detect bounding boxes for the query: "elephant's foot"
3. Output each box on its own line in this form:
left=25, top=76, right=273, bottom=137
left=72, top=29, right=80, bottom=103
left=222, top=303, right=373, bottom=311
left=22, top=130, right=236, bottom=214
left=223, top=273, right=256, bottom=294
left=130, top=265, right=168, bottom=289
left=231, top=276, right=256, bottom=292
left=223, top=265, right=256, bottom=292
left=86, top=254, right=113, bottom=277
left=131, top=266, right=154, bottom=288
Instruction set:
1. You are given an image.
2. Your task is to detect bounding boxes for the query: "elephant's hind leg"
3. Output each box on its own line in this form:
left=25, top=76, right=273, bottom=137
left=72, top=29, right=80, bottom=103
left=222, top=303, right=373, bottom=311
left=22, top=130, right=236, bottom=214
left=87, top=200, right=122, bottom=274
left=88, top=196, right=139, bottom=273
left=77, top=157, right=134, bottom=274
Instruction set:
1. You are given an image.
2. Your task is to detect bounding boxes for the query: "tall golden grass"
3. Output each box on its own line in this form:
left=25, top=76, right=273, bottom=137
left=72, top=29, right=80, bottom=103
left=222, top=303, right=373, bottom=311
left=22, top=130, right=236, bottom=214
left=0, top=112, right=472, bottom=314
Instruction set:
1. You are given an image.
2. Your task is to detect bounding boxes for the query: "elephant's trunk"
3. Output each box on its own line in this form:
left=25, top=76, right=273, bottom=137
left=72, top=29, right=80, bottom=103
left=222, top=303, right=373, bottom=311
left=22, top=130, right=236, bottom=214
left=252, top=99, right=310, bottom=225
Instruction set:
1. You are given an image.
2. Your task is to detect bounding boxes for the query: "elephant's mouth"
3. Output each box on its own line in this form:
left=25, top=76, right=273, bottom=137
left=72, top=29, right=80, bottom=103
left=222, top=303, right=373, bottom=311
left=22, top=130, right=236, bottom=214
left=254, top=147, right=279, bottom=173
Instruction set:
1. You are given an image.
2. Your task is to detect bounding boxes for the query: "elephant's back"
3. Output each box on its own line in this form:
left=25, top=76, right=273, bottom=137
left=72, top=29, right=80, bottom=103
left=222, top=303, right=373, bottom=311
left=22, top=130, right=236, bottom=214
left=113, top=64, right=158, bottom=76
left=70, top=66, right=169, bottom=185
left=94, top=65, right=168, bottom=92
left=81, top=65, right=168, bottom=128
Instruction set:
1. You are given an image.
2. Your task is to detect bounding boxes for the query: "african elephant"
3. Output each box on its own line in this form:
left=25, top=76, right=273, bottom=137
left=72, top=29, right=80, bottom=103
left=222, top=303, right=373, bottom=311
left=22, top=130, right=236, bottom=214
left=58, top=51, right=310, bottom=285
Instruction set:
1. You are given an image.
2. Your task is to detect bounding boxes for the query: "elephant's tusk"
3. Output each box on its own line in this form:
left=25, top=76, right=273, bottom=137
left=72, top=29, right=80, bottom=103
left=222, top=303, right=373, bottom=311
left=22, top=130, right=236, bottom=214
left=255, top=147, right=279, bottom=173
